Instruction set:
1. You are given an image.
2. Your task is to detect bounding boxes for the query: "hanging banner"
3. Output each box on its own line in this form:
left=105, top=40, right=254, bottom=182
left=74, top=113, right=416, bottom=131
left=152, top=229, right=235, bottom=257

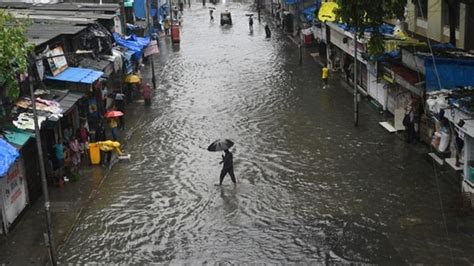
left=1, top=160, right=27, bottom=226
left=144, top=40, right=160, bottom=57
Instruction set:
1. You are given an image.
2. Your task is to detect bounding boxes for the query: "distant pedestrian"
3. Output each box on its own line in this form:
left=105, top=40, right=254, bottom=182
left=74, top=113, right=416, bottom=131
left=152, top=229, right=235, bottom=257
left=164, top=18, right=171, bottom=35
left=143, top=83, right=152, bottom=106
left=265, top=24, right=271, bottom=38
left=76, top=123, right=90, bottom=162
left=53, top=141, right=65, bottom=186
left=173, top=5, right=179, bottom=18
left=249, top=15, right=254, bottom=32
left=68, top=135, right=82, bottom=171
left=95, top=121, right=106, bottom=142
left=210, top=9, right=214, bottom=22
left=321, top=65, right=329, bottom=88
left=114, top=91, right=126, bottom=129
left=108, top=117, right=119, bottom=141
left=218, top=149, right=236, bottom=185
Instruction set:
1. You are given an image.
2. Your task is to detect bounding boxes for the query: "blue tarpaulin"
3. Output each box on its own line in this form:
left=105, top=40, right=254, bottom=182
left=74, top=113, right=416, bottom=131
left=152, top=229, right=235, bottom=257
left=113, top=32, right=150, bottom=60
left=0, top=138, right=19, bottom=177
left=285, top=0, right=298, bottom=5
left=133, top=0, right=146, bottom=19
left=425, top=57, right=474, bottom=91
left=335, top=23, right=394, bottom=35
left=45, top=67, right=103, bottom=84
left=303, top=4, right=318, bottom=22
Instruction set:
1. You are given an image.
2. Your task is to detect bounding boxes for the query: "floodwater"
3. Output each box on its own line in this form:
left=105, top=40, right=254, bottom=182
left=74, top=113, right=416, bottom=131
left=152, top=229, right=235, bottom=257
left=59, top=2, right=474, bottom=264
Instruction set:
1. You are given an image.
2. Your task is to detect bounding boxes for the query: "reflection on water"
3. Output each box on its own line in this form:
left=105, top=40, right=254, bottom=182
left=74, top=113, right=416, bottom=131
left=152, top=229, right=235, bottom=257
left=58, top=1, right=474, bottom=264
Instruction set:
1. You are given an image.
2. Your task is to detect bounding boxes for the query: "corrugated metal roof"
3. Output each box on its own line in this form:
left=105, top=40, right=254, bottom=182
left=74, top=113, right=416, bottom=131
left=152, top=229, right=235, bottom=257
left=0, top=2, right=120, bottom=12
left=45, top=67, right=103, bottom=84
left=26, top=23, right=88, bottom=45
left=78, top=58, right=112, bottom=72
left=59, top=92, right=84, bottom=114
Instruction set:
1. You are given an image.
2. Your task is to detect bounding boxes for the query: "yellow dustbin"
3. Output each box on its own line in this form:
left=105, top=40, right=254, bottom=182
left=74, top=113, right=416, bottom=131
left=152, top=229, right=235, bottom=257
left=89, top=142, right=101, bottom=165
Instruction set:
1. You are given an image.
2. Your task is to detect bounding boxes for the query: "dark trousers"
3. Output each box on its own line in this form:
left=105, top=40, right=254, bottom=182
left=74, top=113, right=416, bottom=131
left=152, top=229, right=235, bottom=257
left=219, top=167, right=236, bottom=185
left=406, top=122, right=416, bottom=143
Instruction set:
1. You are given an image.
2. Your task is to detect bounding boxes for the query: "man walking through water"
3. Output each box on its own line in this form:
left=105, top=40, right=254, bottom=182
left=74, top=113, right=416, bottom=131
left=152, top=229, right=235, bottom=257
left=219, top=149, right=236, bottom=185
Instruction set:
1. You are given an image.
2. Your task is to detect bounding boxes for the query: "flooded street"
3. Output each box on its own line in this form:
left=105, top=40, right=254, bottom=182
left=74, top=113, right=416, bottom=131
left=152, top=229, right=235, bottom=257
left=59, top=2, right=474, bottom=264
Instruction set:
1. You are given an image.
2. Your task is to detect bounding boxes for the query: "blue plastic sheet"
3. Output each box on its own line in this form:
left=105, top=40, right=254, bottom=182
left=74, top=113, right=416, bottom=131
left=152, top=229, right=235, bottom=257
left=0, top=138, right=20, bottom=177
left=425, top=57, right=474, bottom=91
left=303, top=4, right=318, bottom=22
left=133, top=0, right=146, bottom=19
left=285, top=0, right=298, bottom=5
left=335, top=23, right=394, bottom=35
left=45, top=67, right=103, bottom=84
left=113, top=32, right=150, bottom=60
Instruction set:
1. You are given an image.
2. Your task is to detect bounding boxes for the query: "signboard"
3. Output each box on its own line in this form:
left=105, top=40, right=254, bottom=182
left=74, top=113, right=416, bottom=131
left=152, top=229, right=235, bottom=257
left=144, top=40, right=160, bottom=57
left=46, top=46, right=68, bottom=76
left=383, top=66, right=395, bottom=83
left=1, top=160, right=27, bottom=227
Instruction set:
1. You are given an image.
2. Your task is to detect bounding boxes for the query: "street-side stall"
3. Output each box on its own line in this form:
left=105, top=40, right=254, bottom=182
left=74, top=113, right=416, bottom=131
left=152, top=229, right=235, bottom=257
left=0, top=139, right=27, bottom=235
left=424, top=55, right=474, bottom=207
left=1, top=128, right=39, bottom=203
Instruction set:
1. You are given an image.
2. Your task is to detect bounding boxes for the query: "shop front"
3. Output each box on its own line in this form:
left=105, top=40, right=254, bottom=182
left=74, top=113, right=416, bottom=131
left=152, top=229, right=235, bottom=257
left=327, top=22, right=368, bottom=93
left=0, top=140, right=27, bottom=235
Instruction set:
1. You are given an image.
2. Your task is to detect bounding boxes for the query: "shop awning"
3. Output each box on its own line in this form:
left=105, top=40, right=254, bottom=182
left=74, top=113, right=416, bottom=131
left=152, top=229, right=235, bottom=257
left=1, top=128, right=34, bottom=149
left=45, top=67, right=103, bottom=84
left=59, top=92, right=84, bottom=114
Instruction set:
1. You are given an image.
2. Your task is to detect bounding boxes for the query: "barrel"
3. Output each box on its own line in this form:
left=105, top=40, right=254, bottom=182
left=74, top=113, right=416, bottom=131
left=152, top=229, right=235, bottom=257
left=89, top=142, right=101, bottom=165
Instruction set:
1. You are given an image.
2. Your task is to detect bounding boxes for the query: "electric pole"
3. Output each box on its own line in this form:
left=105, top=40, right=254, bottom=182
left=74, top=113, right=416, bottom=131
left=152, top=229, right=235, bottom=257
left=353, top=16, right=359, bottom=127
left=258, top=0, right=261, bottom=22
left=28, top=58, right=57, bottom=266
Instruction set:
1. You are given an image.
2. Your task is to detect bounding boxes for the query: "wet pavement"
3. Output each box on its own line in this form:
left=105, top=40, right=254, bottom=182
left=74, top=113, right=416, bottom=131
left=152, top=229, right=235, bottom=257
left=57, top=2, right=474, bottom=264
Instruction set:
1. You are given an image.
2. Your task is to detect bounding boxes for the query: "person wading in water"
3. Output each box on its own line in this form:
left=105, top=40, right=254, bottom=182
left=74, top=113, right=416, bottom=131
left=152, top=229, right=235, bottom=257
left=218, top=149, right=236, bottom=185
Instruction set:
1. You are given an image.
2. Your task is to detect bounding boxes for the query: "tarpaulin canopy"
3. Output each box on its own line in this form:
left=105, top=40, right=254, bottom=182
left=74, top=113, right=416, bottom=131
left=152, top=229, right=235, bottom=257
left=45, top=67, right=103, bottom=84
left=113, top=32, right=151, bottom=60
left=285, top=0, right=298, bottom=5
left=426, top=57, right=474, bottom=91
left=133, top=0, right=146, bottom=19
left=303, top=4, right=318, bottom=22
left=0, top=138, right=20, bottom=177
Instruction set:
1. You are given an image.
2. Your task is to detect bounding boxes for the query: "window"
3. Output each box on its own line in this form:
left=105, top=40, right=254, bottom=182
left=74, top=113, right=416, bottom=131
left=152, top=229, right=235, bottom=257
left=416, top=0, right=428, bottom=19
left=443, top=1, right=460, bottom=28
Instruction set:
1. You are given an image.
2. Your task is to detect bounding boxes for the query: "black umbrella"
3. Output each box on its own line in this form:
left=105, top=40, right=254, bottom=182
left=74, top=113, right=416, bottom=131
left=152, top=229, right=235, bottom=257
left=207, top=139, right=234, bottom=152
left=245, top=13, right=254, bottom=16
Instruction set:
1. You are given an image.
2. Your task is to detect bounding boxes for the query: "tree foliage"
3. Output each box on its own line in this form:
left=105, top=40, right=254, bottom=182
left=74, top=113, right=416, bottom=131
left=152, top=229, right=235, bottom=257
left=335, top=0, right=407, bottom=56
left=0, top=10, right=33, bottom=100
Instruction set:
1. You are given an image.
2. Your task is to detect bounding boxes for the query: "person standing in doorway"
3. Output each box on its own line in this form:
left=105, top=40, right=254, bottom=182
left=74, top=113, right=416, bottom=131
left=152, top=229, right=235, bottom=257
left=218, top=149, right=236, bottom=185
left=321, top=65, right=329, bottom=89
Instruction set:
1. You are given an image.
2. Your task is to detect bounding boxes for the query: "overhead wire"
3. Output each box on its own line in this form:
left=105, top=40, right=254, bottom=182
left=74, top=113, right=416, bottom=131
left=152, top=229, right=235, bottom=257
left=414, top=0, right=455, bottom=264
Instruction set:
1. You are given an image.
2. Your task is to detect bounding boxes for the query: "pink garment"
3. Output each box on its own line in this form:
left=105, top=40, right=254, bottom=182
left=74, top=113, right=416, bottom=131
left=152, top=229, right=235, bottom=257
left=69, top=139, right=82, bottom=166
left=143, top=86, right=151, bottom=99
